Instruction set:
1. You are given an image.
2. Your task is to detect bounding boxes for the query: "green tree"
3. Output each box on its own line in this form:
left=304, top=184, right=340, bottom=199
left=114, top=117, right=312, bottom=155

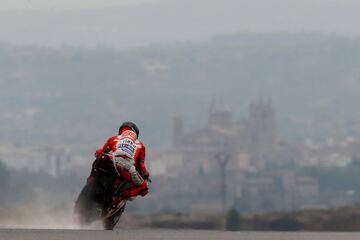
left=0, top=160, right=10, bottom=203
left=225, top=207, right=241, bottom=231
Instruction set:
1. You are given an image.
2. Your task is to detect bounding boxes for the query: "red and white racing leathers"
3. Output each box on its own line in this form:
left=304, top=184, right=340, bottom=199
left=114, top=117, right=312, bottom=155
left=95, top=130, right=149, bottom=198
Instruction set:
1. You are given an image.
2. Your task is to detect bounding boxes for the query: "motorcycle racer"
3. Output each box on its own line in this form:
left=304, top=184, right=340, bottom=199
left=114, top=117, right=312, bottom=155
left=94, top=122, right=149, bottom=201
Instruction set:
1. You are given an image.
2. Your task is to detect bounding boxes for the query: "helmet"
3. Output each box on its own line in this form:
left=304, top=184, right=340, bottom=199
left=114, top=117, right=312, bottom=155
left=119, top=121, right=140, bottom=137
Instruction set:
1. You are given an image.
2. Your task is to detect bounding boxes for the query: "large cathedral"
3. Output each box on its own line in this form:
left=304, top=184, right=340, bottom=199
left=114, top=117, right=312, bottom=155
left=171, top=98, right=279, bottom=174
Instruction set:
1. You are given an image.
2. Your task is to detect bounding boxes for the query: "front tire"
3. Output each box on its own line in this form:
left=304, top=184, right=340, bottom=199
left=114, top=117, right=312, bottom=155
left=103, top=202, right=126, bottom=230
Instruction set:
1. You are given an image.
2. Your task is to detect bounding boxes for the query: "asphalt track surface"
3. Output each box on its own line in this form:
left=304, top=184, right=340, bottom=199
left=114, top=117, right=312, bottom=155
left=1, top=229, right=360, bottom=240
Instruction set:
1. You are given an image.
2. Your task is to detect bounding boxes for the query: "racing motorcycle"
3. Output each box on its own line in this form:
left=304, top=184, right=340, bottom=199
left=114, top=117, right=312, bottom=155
left=74, top=151, right=130, bottom=230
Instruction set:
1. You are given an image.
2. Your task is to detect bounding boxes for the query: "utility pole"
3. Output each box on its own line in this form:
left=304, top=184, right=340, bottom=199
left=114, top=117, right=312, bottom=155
left=215, top=152, right=230, bottom=214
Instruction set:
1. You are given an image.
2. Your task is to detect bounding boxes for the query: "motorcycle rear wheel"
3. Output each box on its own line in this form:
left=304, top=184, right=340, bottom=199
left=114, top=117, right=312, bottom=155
left=74, top=180, right=105, bottom=226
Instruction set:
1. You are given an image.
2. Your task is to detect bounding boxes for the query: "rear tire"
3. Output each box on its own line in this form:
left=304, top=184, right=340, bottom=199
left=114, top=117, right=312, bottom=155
left=74, top=180, right=104, bottom=226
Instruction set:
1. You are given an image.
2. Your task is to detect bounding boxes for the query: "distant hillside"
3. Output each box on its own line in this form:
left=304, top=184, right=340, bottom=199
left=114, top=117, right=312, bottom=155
left=1, top=33, right=360, bottom=148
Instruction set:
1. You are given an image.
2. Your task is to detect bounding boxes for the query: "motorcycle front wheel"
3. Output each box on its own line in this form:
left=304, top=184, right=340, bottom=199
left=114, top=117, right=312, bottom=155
left=103, top=201, right=127, bottom=230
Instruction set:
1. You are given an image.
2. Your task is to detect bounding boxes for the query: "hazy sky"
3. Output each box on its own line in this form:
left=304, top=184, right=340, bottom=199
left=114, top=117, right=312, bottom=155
left=1, top=0, right=360, bottom=47
left=0, top=0, right=164, bottom=9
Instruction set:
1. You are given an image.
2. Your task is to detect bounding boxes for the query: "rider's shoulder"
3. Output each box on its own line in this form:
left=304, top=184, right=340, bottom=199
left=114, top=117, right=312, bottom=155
left=107, top=135, right=120, bottom=142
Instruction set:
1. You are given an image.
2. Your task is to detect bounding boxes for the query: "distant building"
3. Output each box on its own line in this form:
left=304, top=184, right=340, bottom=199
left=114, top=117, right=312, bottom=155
left=0, top=144, right=89, bottom=176
left=170, top=98, right=279, bottom=174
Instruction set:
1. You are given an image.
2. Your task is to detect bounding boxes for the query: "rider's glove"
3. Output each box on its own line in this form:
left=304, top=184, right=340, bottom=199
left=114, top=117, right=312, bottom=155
left=139, top=188, right=148, bottom=197
left=141, top=170, right=150, bottom=180
left=94, top=147, right=111, bottom=158
left=95, top=149, right=103, bottom=157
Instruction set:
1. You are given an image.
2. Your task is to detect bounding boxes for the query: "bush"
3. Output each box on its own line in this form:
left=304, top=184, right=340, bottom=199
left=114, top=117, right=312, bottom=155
left=0, top=160, right=10, bottom=203
left=226, top=208, right=241, bottom=231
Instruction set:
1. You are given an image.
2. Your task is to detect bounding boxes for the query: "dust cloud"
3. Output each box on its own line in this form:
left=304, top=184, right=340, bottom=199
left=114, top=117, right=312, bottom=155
left=0, top=202, right=102, bottom=230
